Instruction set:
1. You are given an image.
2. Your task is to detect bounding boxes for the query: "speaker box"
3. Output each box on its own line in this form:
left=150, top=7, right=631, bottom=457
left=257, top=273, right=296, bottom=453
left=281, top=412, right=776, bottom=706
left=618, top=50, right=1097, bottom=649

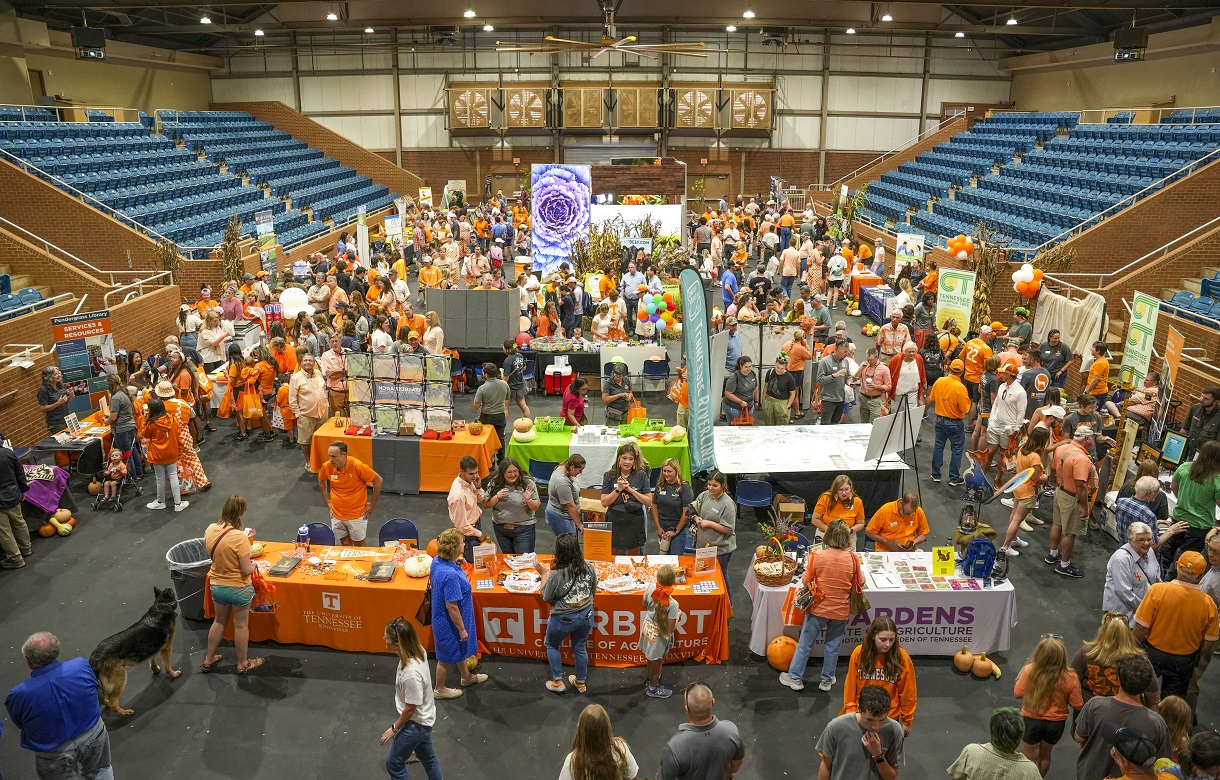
left=1113, top=27, right=1148, bottom=50
left=71, top=27, right=106, bottom=49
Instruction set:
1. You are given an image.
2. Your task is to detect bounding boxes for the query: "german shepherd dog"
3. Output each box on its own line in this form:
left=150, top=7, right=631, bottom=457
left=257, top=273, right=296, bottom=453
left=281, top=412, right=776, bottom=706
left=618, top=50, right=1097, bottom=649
left=89, top=586, right=182, bottom=716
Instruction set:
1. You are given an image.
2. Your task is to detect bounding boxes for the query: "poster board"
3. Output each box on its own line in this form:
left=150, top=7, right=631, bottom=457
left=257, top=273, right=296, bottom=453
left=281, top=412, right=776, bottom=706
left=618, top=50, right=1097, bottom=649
left=584, top=529, right=613, bottom=562
left=590, top=204, right=684, bottom=237
left=254, top=209, right=277, bottom=272
left=894, top=233, right=925, bottom=277
left=620, top=237, right=652, bottom=273
left=531, top=164, right=592, bottom=274
left=935, top=269, right=976, bottom=330
left=1150, top=326, right=1183, bottom=444
left=357, top=205, right=370, bottom=266
left=419, top=187, right=433, bottom=207
left=1119, top=291, right=1159, bottom=386
left=51, top=310, right=116, bottom=416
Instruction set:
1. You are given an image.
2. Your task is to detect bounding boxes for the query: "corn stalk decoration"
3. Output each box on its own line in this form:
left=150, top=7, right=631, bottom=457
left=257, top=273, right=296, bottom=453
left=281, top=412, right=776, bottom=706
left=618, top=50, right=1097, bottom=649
left=220, top=215, right=244, bottom=285
left=156, top=238, right=183, bottom=276
left=966, top=222, right=1009, bottom=334
left=689, top=177, right=707, bottom=211
left=830, top=185, right=868, bottom=241
left=570, top=216, right=689, bottom=281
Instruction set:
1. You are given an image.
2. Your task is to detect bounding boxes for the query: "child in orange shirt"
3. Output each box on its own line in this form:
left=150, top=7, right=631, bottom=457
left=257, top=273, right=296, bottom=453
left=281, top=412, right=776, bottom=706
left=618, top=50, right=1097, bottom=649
left=1013, top=635, right=1083, bottom=777
left=101, top=448, right=128, bottom=504
left=141, top=398, right=187, bottom=512
left=275, top=382, right=296, bottom=447
left=841, top=616, right=918, bottom=735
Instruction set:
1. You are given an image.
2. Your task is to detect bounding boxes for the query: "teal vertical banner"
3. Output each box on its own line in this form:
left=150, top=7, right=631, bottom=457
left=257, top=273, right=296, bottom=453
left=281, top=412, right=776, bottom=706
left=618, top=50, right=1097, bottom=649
left=680, top=269, right=715, bottom=472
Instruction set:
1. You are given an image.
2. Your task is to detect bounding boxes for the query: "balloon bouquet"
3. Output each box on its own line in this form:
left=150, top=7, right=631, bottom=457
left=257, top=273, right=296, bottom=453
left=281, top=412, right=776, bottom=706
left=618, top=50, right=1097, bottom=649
left=946, top=233, right=974, bottom=261
left=1010, top=263, right=1043, bottom=299
left=636, top=288, right=678, bottom=332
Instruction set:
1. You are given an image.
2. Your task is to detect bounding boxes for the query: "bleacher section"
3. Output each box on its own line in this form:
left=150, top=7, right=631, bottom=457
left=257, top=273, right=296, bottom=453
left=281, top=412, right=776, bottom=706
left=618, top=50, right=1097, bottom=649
left=1162, top=269, right=1220, bottom=330
left=160, top=111, right=397, bottom=245
left=858, top=111, right=1220, bottom=256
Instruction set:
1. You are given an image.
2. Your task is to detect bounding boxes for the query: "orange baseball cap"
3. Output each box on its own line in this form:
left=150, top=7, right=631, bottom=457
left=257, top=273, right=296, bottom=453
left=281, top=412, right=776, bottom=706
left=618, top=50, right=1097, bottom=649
left=1176, top=551, right=1206, bottom=579
left=1000, top=360, right=1020, bottom=375
left=950, top=359, right=965, bottom=373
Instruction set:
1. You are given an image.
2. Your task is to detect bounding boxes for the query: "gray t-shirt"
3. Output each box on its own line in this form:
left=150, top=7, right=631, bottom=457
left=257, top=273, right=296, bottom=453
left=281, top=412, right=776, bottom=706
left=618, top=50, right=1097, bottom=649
left=816, top=355, right=850, bottom=403
left=691, top=491, right=737, bottom=554
left=547, top=466, right=581, bottom=515
left=814, top=713, right=904, bottom=780
left=1074, top=696, right=1172, bottom=780
left=723, top=370, right=757, bottom=408
left=484, top=480, right=537, bottom=526
left=657, top=717, right=744, bottom=780
left=109, top=391, right=136, bottom=434
left=541, top=564, right=596, bottom=615
left=473, top=378, right=509, bottom=418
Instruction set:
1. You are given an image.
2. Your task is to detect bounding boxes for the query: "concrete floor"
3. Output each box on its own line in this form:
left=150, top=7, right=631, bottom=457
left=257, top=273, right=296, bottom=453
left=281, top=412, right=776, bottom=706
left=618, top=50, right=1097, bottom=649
left=0, top=385, right=1214, bottom=780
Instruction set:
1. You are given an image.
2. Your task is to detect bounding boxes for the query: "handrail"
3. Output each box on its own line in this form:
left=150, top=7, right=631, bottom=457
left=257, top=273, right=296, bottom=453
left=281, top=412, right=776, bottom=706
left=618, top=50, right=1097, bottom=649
left=0, top=215, right=157, bottom=286
left=0, top=147, right=216, bottom=254
left=1049, top=215, right=1220, bottom=290
left=823, top=115, right=966, bottom=190
left=0, top=103, right=142, bottom=123
left=1077, top=106, right=1220, bottom=126
left=103, top=272, right=174, bottom=308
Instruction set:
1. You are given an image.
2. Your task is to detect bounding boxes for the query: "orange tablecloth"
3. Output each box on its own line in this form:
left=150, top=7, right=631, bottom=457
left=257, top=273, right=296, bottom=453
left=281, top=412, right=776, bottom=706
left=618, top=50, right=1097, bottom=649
left=850, top=272, right=883, bottom=298
left=307, top=419, right=499, bottom=493
left=203, top=541, right=432, bottom=653
left=473, top=555, right=731, bottom=668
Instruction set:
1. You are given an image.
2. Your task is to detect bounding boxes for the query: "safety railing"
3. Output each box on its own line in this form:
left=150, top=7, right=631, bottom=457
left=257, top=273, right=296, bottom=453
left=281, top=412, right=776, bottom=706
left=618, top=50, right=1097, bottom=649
left=0, top=343, right=52, bottom=371
left=103, top=272, right=174, bottom=308
left=0, top=103, right=143, bottom=124
left=1077, top=106, right=1220, bottom=126
left=0, top=215, right=160, bottom=286
left=1046, top=215, right=1220, bottom=290
left=822, top=115, right=967, bottom=191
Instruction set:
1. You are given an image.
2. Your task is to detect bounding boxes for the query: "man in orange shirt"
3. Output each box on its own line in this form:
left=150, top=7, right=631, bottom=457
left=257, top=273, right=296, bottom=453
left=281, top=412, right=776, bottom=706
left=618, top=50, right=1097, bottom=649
left=865, top=492, right=929, bottom=552
left=1045, top=426, right=1098, bottom=579
left=1133, top=550, right=1219, bottom=698
left=927, top=358, right=971, bottom=485
left=960, top=324, right=994, bottom=430
left=318, top=441, right=382, bottom=547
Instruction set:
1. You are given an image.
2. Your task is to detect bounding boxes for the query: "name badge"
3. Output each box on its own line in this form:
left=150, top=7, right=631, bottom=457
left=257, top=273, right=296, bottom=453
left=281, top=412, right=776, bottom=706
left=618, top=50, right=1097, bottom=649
left=329, top=474, right=339, bottom=481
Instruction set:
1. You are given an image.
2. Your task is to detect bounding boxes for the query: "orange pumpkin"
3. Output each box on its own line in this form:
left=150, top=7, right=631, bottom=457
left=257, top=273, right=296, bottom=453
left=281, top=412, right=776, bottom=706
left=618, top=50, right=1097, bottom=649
left=767, top=636, right=798, bottom=671
left=38, top=524, right=56, bottom=538
left=426, top=538, right=439, bottom=557
left=87, top=480, right=102, bottom=496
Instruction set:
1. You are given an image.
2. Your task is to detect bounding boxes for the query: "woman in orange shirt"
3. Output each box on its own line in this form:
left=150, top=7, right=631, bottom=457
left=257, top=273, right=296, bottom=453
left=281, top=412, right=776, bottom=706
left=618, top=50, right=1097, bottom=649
left=999, top=426, right=1049, bottom=557
left=141, top=398, right=187, bottom=512
left=810, top=475, right=865, bottom=550
left=537, top=303, right=558, bottom=338
left=841, top=615, right=918, bottom=735
left=251, top=346, right=279, bottom=443
left=225, top=344, right=254, bottom=441
left=1013, top=635, right=1083, bottom=778
left=1085, top=341, right=1112, bottom=411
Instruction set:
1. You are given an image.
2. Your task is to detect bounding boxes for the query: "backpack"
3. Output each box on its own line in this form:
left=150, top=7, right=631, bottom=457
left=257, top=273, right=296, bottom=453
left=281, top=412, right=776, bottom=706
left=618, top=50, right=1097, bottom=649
left=961, top=537, right=997, bottom=579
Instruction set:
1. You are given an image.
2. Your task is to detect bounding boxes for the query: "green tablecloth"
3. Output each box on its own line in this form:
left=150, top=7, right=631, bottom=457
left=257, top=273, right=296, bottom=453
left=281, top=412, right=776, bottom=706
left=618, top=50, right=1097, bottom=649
left=506, top=430, right=692, bottom=487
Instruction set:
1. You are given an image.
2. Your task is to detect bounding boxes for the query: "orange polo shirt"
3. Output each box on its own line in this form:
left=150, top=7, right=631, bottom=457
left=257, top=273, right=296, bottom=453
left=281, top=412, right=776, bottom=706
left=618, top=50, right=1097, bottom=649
left=1134, top=580, right=1220, bottom=656
left=928, top=374, right=970, bottom=419
left=865, top=501, right=930, bottom=552
left=319, top=456, right=378, bottom=521
left=813, top=494, right=864, bottom=528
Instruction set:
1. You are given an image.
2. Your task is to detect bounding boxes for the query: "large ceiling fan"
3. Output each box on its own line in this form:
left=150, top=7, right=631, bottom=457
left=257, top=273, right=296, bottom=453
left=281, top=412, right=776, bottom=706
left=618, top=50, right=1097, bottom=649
left=495, top=0, right=723, bottom=60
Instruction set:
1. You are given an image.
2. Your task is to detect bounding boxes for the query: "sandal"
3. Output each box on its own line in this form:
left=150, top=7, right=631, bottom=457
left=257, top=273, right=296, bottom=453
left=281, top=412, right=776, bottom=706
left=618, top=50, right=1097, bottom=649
left=236, top=657, right=265, bottom=674
left=567, top=675, right=587, bottom=694
left=199, top=654, right=223, bottom=673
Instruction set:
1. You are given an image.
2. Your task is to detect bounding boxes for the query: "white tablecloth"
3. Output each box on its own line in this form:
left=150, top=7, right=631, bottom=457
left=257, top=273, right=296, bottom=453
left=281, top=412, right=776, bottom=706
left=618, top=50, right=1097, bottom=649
left=714, top=424, right=910, bottom=473
left=743, top=552, right=1017, bottom=657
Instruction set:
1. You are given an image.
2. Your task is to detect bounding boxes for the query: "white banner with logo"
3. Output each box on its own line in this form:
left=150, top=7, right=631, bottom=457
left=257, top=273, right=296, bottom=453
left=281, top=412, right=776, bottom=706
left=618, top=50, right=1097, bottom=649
left=1120, top=291, right=1160, bottom=386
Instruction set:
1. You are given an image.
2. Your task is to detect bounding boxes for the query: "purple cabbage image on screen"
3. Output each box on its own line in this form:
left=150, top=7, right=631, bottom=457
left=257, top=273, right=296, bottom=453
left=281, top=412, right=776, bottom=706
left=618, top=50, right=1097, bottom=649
left=530, top=163, right=591, bottom=273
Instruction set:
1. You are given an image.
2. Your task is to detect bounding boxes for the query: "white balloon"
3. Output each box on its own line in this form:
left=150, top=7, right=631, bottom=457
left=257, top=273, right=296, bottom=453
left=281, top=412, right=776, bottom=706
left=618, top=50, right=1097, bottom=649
left=1016, top=264, right=1035, bottom=283
left=279, top=287, right=309, bottom=317
left=1011, top=270, right=1023, bottom=283
left=956, top=250, right=968, bottom=261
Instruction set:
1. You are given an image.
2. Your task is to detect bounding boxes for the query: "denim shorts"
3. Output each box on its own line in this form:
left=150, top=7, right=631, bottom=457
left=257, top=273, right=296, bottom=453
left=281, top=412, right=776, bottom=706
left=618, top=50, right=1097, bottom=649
left=210, top=584, right=255, bottom=607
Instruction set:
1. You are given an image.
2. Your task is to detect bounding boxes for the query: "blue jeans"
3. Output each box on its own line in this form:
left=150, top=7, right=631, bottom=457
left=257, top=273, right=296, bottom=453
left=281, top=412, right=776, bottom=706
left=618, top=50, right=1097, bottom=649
left=787, top=613, right=848, bottom=683
left=545, top=605, right=595, bottom=683
left=932, top=416, right=965, bottom=481
left=1051, top=373, right=1067, bottom=389
left=718, top=552, right=734, bottom=606
left=493, top=523, right=536, bottom=554
left=112, top=428, right=142, bottom=479
left=781, top=276, right=797, bottom=299
left=385, top=721, right=443, bottom=780
left=462, top=523, right=483, bottom=564
left=546, top=508, right=577, bottom=537
left=779, top=226, right=792, bottom=251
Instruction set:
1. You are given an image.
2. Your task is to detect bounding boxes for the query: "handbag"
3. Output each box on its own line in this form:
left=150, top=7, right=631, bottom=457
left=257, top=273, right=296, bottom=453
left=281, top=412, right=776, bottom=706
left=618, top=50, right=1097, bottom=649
left=414, top=582, right=433, bottom=626
left=627, top=394, right=647, bottom=422
left=848, top=555, right=871, bottom=616
left=241, top=387, right=264, bottom=421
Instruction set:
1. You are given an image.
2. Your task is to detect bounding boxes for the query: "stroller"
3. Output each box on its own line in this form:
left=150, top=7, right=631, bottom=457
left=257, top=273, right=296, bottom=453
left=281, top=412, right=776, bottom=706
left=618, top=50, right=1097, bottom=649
left=91, top=441, right=144, bottom=513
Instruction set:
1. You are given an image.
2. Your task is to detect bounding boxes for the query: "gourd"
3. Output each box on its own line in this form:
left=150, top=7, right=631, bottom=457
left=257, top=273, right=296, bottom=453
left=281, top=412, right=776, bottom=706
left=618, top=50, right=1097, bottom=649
left=512, top=428, right=536, bottom=443
left=953, top=646, right=975, bottom=673
left=426, top=538, right=439, bottom=557
left=87, top=480, right=102, bottom=496
left=250, top=543, right=266, bottom=557
left=49, top=517, right=72, bottom=536
left=403, top=553, right=433, bottom=578
left=513, top=418, right=534, bottom=433
left=668, top=425, right=686, bottom=442
left=971, top=652, right=1001, bottom=679
left=54, top=508, right=72, bottom=523
left=467, top=421, right=485, bottom=436
left=755, top=545, right=770, bottom=558
left=661, top=433, right=673, bottom=444
left=39, top=524, right=56, bottom=538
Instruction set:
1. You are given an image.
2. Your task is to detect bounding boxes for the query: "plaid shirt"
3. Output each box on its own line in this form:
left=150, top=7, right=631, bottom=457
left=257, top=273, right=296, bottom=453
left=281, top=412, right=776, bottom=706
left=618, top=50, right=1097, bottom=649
left=1114, top=497, right=1159, bottom=544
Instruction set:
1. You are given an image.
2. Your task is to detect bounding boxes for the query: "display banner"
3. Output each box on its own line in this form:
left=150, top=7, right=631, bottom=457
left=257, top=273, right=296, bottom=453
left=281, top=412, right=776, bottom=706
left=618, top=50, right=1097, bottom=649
left=51, top=310, right=116, bottom=415
left=894, top=233, right=925, bottom=277
left=1120, top=291, right=1160, bottom=386
left=254, top=209, right=277, bottom=274
left=531, top=164, right=592, bottom=274
left=418, top=187, right=433, bottom=207
left=383, top=215, right=403, bottom=247
left=680, top=268, right=716, bottom=473
left=356, top=205, right=370, bottom=266
left=1150, top=326, right=1183, bottom=444
left=935, top=269, right=976, bottom=330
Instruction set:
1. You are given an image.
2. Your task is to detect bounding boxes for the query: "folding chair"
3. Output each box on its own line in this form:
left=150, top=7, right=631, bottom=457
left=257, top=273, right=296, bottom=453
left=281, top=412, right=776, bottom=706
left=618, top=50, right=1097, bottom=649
left=378, top=518, right=420, bottom=546
left=304, top=522, right=337, bottom=546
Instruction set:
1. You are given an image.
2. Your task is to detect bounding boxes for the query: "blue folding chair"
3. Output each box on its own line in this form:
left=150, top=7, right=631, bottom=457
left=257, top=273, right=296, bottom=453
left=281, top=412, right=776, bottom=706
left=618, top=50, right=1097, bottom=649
left=734, top=479, right=773, bottom=512
left=780, top=531, right=812, bottom=557
left=641, top=357, right=671, bottom=392
left=304, top=522, right=337, bottom=546
left=378, top=518, right=420, bottom=546
left=528, top=459, right=560, bottom=493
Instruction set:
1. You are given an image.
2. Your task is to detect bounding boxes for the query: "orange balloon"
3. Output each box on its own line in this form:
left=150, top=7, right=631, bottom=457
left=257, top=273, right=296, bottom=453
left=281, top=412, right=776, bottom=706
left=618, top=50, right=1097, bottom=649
left=1033, top=269, right=1044, bottom=280
left=767, top=635, right=798, bottom=671
left=955, top=234, right=968, bottom=244
left=663, top=293, right=674, bottom=303
left=1026, top=280, right=1041, bottom=298
left=1015, top=280, right=1030, bottom=295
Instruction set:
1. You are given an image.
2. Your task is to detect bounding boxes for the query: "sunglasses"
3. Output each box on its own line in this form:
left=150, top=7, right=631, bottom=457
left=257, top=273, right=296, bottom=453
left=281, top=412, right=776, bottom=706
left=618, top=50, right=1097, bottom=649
left=683, top=681, right=711, bottom=707
left=1040, top=633, right=1063, bottom=641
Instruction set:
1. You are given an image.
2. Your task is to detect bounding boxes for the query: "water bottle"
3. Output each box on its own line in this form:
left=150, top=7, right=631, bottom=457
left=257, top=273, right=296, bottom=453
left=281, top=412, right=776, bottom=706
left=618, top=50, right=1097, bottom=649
left=296, top=525, right=310, bottom=555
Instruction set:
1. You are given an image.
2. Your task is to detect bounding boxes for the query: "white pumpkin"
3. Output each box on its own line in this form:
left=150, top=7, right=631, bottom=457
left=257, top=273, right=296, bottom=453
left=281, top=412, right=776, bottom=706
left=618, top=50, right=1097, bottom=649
left=403, top=553, right=433, bottom=578
left=513, top=428, right=537, bottom=443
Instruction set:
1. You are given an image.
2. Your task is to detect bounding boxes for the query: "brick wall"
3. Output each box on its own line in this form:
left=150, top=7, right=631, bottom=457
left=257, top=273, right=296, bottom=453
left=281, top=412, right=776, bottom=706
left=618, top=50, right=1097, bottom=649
left=591, top=162, right=686, bottom=204
left=1151, top=312, right=1220, bottom=412
left=0, top=227, right=111, bottom=302
left=1102, top=223, right=1220, bottom=306
left=1, top=298, right=81, bottom=355
left=0, top=285, right=182, bottom=447
left=210, top=101, right=425, bottom=197
left=0, top=160, right=163, bottom=272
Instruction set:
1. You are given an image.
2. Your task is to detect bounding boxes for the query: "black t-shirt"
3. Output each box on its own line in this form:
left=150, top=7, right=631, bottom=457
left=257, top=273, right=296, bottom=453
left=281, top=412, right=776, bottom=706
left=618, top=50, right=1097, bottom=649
left=748, top=275, right=771, bottom=306
left=765, top=369, right=798, bottom=399
left=38, top=384, right=70, bottom=429
left=653, top=482, right=694, bottom=529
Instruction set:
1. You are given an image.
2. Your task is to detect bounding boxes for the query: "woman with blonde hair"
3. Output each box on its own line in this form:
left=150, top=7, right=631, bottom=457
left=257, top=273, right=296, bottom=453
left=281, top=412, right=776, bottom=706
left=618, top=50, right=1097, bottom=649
left=381, top=617, right=442, bottom=779
left=1158, top=695, right=1193, bottom=761
left=1069, top=611, right=1161, bottom=705
left=422, top=311, right=444, bottom=355
left=780, top=519, right=865, bottom=692
left=560, top=703, right=639, bottom=779
left=651, top=458, right=693, bottom=555
left=639, top=565, right=681, bottom=699
left=202, top=495, right=261, bottom=674
left=600, top=441, right=653, bottom=555
left=1014, top=635, right=1083, bottom=777
left=810, top=474, right=864, bottom=550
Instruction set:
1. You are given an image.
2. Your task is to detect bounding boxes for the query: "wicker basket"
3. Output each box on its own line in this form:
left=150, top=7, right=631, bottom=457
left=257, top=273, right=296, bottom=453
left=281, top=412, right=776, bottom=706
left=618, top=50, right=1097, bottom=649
left=752, top=549, right=798, bottom=587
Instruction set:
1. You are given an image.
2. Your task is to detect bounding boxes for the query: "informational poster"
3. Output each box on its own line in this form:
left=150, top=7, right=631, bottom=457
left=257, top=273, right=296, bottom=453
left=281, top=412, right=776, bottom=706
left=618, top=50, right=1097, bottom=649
left=531, top=164, right=592, bottom=274
left=1150, top=326, right=1183, bottom=444
left=356, top=205, right=369, bottom=266
left=680, top=268, right=716, bottom=473
left=935, top=269, right=976, bottom=330
left=714, top=425, right=909, bottom=473
left=620, top=237, right=652, bottom=273
left=584, top=529, right=613, bottom=562
left=1120, top=291, right=1160, bottom=386
left=894, top=233, right=925, bottom=277
left=51, top=310, right=116, bottom=416
left=694, top=546, right=718, bottom=575
left=418, top=187, right=433, bottom=207
left=932, top=547, right=956, bottom=577
left=254, top=209, right=277, bottom=273
left=591, top=204, right=684, bottom=237
left=472, top=543, right=496, bottom=573
left=383, top=215, right=403, bottom=248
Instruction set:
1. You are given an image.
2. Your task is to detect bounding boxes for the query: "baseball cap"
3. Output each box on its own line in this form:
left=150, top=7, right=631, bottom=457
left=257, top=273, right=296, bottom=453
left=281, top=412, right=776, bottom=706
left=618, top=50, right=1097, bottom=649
left=407, top=330, right=420, bottom=340
left=423, top=256, right=434, bottom=263
left=154, top=380, right=176, bottom=399
left=1176, top=550, right=1207, bottom=579
left=1000, top=360, right=1020, bottom=375
left=243, top=273, right=254, bottom=280
left=949, top=358, right=964, bottom=373
left=1073, top=425, right=1096, bottom=439
left=1045, top=405, right=1066, bottom=420
left=726, top=316, right=738, bottom=325
left=180, top=303, right=192, bottom=311
left=990, top=321, right=1006, bottom=331
left=979, top=325, right=993, bottom=335
left=255, top=270, right=269, bottom=278
left=1101, top=723, right=1158, bottom=771
left=1014, top=306, right=1030, bottom=317
left=813, top=293, right=827, bottom=302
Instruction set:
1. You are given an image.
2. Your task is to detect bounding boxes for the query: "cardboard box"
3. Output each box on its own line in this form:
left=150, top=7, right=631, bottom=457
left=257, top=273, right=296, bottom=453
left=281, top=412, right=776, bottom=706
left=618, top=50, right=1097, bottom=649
left=772, top=493, right=806, bottom=523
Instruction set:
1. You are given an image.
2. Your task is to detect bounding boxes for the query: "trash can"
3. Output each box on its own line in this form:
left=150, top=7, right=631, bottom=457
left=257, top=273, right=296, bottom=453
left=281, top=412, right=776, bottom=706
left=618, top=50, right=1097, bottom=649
left=166, top=538, right=211, bottom=622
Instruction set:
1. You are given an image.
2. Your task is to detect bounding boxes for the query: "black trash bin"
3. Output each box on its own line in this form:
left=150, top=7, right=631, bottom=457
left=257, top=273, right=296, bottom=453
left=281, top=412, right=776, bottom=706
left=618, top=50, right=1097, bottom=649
left=166, top=538, right=211, bottom=621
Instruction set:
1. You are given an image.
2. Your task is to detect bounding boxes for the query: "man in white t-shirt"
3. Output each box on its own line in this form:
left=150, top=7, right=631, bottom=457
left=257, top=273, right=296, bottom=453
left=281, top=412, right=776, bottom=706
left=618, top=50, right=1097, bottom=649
left=975, top=360, right=1027, bottom=483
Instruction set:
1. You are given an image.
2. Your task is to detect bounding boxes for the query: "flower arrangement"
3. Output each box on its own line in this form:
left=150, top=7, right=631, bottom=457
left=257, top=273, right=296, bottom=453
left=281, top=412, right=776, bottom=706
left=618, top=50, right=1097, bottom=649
left=759, top=510, right=805, bottom=549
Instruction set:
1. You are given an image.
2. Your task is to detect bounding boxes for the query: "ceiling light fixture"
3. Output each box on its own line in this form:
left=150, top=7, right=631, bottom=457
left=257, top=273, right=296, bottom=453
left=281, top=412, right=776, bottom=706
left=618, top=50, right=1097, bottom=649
left=726, top=24, right=737, bottom=32
left=845, top=27, right=856, bottom=34
left=326, top=11, right=338, bottom=20
left=254, top=28, right=264, bottom=36
left=955, top=31, right=965, bottom=37
left=881, top=12, right=893, bottom=22
left=464, top=9, right=477, bottom=18
left=200, top=14, right=211, bottom=23
left=364, top=26, right=374, bottom=33
left=483, top=23, right=494, bottom=31
left=1007, top=15, right=1018, bottom=25
left=742, top=9, right=755, bottom=19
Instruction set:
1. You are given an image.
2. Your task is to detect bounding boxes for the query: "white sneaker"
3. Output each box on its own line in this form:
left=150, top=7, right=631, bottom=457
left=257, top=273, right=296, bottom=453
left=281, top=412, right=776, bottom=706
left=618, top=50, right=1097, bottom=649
left=1000, top=546, right=1019, bottom=557
left=1019, top=521, right=1034, bottom=532
left=779, top=672, right=805, bottom=691
left=173, top=501, right=190, bottom=512
left=818, top=676, right=836, bottom=692
left=1012, top=536, right=1030, bottom=548
left=1028, top=516, right=1046, bottom=525
left=146, top=501, right=166, bottom=510
left=1000, top=497, right=1014, bottom=508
